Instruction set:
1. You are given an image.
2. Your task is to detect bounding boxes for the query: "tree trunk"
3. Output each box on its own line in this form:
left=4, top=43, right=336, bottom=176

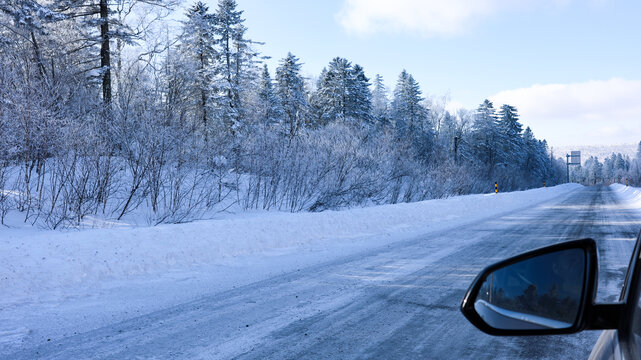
left=100, top=0, right=112, bottom=103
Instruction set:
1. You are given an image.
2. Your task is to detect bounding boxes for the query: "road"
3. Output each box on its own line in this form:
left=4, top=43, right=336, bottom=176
left=6, top=186, right=641, bottom=359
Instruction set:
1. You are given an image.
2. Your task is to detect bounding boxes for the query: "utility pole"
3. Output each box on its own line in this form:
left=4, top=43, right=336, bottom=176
left=566, top=154, right=570, bottom=184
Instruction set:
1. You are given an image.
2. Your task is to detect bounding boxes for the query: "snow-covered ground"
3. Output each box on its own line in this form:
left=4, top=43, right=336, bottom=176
left=0, top=184, right=583, bottom=354
left=611, top=183, right=641, bottom=216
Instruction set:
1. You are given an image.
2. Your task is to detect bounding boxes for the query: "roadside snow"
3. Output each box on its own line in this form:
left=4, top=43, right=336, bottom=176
left=611, top=183, right=641, bottom=216
left=0, top=184, right=582, bottom=352
left=1, top=184, right=581, bottom=303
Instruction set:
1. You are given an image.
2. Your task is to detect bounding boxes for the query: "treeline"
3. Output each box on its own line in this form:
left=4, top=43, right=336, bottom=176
left=0, top=0, right=564, bottom=228
left=571, top=144, right=641, bottom=185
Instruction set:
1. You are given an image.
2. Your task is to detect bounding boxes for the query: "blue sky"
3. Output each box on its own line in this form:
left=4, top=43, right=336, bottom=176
left=197, top=0, right=641, bottom=147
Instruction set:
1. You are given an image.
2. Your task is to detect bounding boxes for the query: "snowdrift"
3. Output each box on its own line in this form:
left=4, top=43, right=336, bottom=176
left=611, top=183, right=641, bottom=215
left=0, top=184, right=582, bottom=303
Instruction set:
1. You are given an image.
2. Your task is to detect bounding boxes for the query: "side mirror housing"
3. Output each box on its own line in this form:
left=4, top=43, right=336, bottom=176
left=461, top=239, right=599, bottom=335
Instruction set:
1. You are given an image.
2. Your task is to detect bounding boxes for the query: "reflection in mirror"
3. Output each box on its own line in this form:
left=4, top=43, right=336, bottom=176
left=474, top=248, right=585, bottom=330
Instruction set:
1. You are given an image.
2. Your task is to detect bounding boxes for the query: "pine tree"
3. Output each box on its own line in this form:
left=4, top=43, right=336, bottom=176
left=275, top=52, right=308, bottom=137
left=313, top=58, right=371, bottom=125
left=391, top=70, right=427, bottom=136
left=390, top=70, right=432, bottom=163
left=471, top=99, right=501, bottom=173
left=40, top=0, right=173, bottom=103
left=349, top=64, right=372, bottom=124
left=213, top=0, right=258, bottom=133
left=0, top=1, right=63, bottom=80
left=256, top=64, right=282, bottom=125
left=497, top=104, right=524, bottom=167
left=178, top=2, right=216, bottom=136
left=315, top=57, right=353, bottom=123
left=522, top=126, right=548, bottom=181
left=371, top=74, right=389, bottom=126
left=308, top=67, right=327, bottom=126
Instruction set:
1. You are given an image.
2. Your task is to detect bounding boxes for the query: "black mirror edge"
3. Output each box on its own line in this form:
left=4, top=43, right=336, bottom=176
left=461, top=238, right=601, bottom=336
left=582, top=231, right=641, bottom=330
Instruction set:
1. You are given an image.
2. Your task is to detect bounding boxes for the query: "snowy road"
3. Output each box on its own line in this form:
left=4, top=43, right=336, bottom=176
left=6, top=186, right=641, bottom=359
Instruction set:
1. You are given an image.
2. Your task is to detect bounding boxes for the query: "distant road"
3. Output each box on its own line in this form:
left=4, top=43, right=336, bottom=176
left=8, top=186, right=640, bottom=359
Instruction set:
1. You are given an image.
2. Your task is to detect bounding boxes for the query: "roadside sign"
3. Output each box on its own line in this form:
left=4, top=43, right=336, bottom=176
left=566, top=151, right=581, bottom=183
left=569, top=151, right=581, bottom=165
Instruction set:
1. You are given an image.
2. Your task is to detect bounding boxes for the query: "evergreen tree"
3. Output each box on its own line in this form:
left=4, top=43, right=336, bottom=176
left=391, top=70, right=427, bottom=136
left=178, top=2, right=216, bottom=136
left=522, top=127, right=537, bottom=172
left=314, top=58, right=372, bottom=124
left=349, top=64, right=372, bottom=124
left=521, top=127, right=550, bottom=182
left=315, top=57, right=353, bottom=123
left=256, top=64, right=282, bottom=125
left=275, top=52, right=308, bottom=137
left=308, top=67, right=327, bottom=126
left=0, top=1, right=63, bottom=81
left=391, top=70, right=432, bottom=163
left=38, top=0, right=173, bottom=103
left=213, top=0, right=258, bottom=132
left=371, top=74, right=389, bottom=126
left=471, top=99, right=501, bottom=173
left=497, top=104, right=524, bottom=166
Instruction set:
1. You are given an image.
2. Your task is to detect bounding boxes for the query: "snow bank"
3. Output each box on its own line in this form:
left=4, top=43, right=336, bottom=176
left=611, top=183, right=641, bottom=214
left=0, top=184, right=582, bottom=303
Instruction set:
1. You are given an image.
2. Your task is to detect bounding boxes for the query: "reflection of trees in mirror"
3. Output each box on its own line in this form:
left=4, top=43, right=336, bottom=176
left=477, top=248, right=584, bottom=325
left=479, top=283, right=579, bottom=324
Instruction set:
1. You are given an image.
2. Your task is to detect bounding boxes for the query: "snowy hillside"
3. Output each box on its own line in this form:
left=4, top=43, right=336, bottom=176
left=552, top=143, right=637, bottom=162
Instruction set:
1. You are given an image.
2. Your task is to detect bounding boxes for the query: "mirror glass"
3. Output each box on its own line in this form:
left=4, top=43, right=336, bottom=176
left=474, top=248, right=585, bottom=330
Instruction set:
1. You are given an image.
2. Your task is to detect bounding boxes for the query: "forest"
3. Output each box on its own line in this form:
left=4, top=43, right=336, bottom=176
left=1, top=0, right=640, bottom=228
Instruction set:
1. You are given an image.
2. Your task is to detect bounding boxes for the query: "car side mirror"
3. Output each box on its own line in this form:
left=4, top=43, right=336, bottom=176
left=461, top=239, right=599, bottom=335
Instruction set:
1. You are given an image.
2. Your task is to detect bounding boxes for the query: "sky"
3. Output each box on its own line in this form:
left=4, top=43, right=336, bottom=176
left=197, top=0, right=641, bottom=147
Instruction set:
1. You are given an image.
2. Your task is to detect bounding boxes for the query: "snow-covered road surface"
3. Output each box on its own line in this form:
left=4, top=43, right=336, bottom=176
left=4, top=185, right=641, bottom=359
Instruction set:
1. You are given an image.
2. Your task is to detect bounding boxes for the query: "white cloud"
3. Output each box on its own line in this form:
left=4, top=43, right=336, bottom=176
left=336, top=0, right=569, bottom=37
left=336, top=0, right=494, bottom=36
left=489, top=78, right=641, bottom=146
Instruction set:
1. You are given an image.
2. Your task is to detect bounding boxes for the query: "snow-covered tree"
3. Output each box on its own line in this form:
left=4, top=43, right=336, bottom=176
left=275, top=52, right=308, bottom=137
left=212, top=0, right=259, bottom=133
left=349, top=64, right=372, bottom=124
left=255, top=64, right=282, bottom=125
left=177, top=2, right=216, bottom=136
left=497, top=104, right=524, bottom=167
left=313, top=58, right=371, bottom=124
left=583, top=156, right=603, bottom=185
left=371, top=74, right=389, bottom=126
left=390, top=70, right=432, bottom=164
left=41, top=0, right=174, bottom=103
left=391, top=70, right=427, bottom=136
left=632, top=141, right=641, bottom=185
left=315, top=57, right=352, bottom=123
left=521, top=126, right=552, bottom=183
left=470, top=99, right=501, bottom=173
left=0, top=2, right=571, bottom=226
